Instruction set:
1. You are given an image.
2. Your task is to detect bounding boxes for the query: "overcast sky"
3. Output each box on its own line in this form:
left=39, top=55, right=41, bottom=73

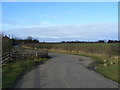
left=2, top=2, right=118, bottom=42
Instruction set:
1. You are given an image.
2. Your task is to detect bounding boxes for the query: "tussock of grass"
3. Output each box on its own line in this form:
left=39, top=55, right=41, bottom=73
left=2, top=58, right=48, bottom=88
left=33, top=58, right=48, bottom=62
left=97, top=63, right=118, bottom=82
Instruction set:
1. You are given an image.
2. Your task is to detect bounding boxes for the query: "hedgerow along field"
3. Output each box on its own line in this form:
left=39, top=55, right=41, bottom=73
left=22, top=43, right=119, bottom=83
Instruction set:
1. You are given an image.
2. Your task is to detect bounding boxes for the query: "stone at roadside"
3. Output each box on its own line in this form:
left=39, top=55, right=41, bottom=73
left=103, top=63, right=108, bottom=67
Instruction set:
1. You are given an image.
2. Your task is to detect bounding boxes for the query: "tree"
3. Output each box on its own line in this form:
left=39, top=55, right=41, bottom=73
left=26, top=36, right=33, bottom=41
left=33, top=39, right=39, bottom=43
left=98, top=40, right=105, bottom=43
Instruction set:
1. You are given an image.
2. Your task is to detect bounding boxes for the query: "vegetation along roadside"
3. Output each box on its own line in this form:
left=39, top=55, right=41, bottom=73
left=2, top=58, right=49, bottom=88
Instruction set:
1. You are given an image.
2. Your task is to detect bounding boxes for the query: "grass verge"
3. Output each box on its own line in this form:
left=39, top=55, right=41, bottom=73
left=75, top=54, right=119, bottom=83
left=2, top=58, right=49, bottom=88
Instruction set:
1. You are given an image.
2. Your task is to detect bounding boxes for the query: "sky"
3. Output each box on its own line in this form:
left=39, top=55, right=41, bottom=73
left=2, top=2, right=118, bottom=42
left=2, top=0, right=119, bottom=2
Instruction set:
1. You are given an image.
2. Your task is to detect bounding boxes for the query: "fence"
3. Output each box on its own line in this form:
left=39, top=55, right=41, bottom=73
left=0, top=52, right=11, bottom=64
left=0, top=51, right=48, bottom=64
left=11, top=52, right=48, bottom=61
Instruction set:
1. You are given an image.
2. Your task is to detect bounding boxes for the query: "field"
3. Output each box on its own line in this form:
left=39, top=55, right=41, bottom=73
left=23, top=43, right=118, bottom=57
left=23, top=43, right=119, bottom=82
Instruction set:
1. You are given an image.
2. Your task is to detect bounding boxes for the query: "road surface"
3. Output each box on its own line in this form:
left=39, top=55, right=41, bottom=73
left=14, top=52, right=118, bottom=88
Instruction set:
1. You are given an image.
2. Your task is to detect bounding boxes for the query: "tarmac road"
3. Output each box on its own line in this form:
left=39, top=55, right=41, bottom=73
left=14, top=52, right=118, bottom=88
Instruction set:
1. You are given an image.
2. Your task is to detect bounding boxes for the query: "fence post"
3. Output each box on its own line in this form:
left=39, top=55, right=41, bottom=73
left=36, top=52, right=38, bottom=59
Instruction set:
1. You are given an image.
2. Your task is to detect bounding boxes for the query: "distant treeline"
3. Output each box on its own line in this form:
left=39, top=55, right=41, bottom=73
left=60, top=40, right=120, bottom=43
left=2, top=35, right=120, bottom=49
left=39, top=40, right=120, bottom=44
left=2, top=35, right=120, bottom=44
left=12, top=36, right=39, bottom=45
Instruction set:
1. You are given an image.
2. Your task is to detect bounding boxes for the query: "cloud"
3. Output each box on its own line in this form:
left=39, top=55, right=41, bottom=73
left=36, top=36, right=60, bottom=38
left=39, top=21, right=50, bottom=25
left=4, top=22, right=118, bottom=42
left=3, top=19, right=20, bottom=25
left=2, top=19, right=50, bottom=30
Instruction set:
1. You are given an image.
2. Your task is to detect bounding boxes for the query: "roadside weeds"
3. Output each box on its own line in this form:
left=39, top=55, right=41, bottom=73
left=2, top=58, right=49, bottom=88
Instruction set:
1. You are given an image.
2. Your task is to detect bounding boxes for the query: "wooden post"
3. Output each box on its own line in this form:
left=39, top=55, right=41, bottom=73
left=36, top=52, right=38, bottom=59
left=36, top=53, right=37, bottom=56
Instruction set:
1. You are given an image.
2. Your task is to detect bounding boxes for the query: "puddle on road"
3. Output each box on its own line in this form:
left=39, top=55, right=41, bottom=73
left=79, top=59, right=84, bottom=62
left=85, top=65, right=96, bottom=71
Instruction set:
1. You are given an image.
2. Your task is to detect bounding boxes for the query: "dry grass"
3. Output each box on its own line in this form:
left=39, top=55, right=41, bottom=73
left=23, top=43, right=118, bottom=57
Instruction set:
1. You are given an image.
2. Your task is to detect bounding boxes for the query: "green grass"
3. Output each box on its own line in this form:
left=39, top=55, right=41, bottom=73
left=75, top=54, right=119, bottom=83
left=2, top=58, right=49, bottom=88
left=97, top=62, right=118, bottom=82
left=33, top=58, right=48, bottom=62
